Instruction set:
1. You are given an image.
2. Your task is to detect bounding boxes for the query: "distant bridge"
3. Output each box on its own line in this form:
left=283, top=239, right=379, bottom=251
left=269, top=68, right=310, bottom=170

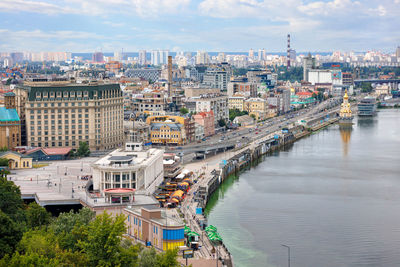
left=354, top=79, right=400, bottom=87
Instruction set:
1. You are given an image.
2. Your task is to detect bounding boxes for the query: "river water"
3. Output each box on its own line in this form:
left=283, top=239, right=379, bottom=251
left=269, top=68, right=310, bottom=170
left=205, top=109, right=400, bottom=267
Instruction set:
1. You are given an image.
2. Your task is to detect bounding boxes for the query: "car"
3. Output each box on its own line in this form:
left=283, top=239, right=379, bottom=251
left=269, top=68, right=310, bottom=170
left=255, top=132, right=259, bottom=134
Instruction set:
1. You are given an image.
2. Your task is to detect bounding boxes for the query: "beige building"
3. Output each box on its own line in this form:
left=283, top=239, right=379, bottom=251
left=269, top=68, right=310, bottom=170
left=184, top=86, right=220, bottom=98
left=228, top=95, right=246, bottom=111
left=0, top=151, right=32, bottom=169
left=133, top=90, right=166, bottom=116
left=245, top=97, right=268, bottom=120
left=20, top=80, right=124, bottom=151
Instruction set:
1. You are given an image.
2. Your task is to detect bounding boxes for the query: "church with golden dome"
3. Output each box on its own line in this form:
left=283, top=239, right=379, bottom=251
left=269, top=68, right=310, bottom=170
left=339, top=90, right=353, bottom=124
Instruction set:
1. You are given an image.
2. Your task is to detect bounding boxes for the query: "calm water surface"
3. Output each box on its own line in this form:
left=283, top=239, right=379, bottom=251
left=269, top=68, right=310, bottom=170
left=205, top=109, right=400, bottom=267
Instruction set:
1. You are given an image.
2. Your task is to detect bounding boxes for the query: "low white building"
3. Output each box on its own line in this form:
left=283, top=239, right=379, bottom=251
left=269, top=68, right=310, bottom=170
left=92, top=143, right=164, bottom=195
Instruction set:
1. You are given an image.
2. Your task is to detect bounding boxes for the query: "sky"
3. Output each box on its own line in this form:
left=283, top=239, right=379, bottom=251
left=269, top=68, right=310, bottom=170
left=0, top=0, right=399, bottom=53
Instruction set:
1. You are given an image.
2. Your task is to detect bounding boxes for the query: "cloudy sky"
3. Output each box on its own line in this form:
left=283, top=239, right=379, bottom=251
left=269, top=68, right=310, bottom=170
left=0, top=0, right=399, bottom=53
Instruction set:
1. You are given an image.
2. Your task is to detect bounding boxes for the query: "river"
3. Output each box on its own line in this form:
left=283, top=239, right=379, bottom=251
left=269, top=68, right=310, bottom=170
left=205, top=109, right=400, bottom=267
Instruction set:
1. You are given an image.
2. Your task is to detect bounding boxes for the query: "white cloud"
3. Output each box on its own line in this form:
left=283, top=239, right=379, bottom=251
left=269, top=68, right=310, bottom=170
left=0, top=0, right=191, bottom=17
left=103, top=21, right=126, bottom=27
left=0, top=0, right=74, bottom=14
left=377, top=5, right=387, bottom=16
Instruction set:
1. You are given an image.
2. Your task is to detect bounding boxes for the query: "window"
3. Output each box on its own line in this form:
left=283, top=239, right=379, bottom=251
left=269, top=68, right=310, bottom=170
left=56, top=91, right=61, bottom=98
left=63, top=91, right=69, bottom=98
left=36, top=92, right=41, bottom=99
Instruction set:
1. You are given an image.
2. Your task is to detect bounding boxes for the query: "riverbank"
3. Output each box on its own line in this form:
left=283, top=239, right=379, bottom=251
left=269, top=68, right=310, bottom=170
left=180, top=114, right=340, bottom=266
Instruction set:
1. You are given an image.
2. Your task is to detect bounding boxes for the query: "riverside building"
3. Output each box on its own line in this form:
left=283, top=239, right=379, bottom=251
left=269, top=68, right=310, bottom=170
left=91, top=143, right=164, bottom=195
left=124, top=207, right=185, bottom=251
left=20, top=80, right=124, bottom=151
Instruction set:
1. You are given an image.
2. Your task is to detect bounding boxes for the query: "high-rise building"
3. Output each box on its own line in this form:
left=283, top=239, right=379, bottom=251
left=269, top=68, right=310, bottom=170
left=167, top=56, right=173, bottom=97
left=151, top=50, right=169, bottom=65
left=203, top=68, right=229, bottom=91
left=138, top=50, right=146, bottom=65
left=10, top=52, right=24, bottom=63
left=258, top=49, right=266, bottom=61
left=22, top=81, right=124, bottom=151
left=396, top=46, right=400, bottom=58
left=249, top=49, right=254, bottom=59
left=114, top=51, right=123, bottom=61
left=196, top=51, right=209, bottom=65
left=92, top=52, right=104, bottom=63
left=303, top=53, right=316, bottom=81
left=217, top=52, right=226, bottom=63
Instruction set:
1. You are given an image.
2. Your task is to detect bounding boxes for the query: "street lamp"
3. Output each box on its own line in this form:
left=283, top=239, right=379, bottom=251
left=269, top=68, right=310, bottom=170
left=281, top=244, right=290, bottom=267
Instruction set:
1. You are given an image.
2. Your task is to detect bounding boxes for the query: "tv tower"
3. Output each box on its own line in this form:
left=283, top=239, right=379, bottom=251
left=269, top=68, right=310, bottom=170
left=287, top=34, right=291, bottom=70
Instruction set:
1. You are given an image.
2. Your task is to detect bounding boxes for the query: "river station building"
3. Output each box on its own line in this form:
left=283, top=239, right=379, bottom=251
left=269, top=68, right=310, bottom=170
left=91, top=143, right=164, bottom=195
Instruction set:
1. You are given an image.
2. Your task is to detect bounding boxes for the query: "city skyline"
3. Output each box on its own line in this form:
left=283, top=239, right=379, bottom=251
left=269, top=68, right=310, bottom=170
left=0, top=0, right=399, bottom=53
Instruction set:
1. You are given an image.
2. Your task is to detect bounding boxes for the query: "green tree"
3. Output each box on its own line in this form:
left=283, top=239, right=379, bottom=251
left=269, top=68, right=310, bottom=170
left=77, top=142, right=90, bottom=157
left=180, top=107, right=189, bottom=115
left=25, top=202, right=51, bottom=229
left=78, top=212, right=128, bottom=266
left=0, top=211, right=24, bottom=258
left=17, top=229, right=58, bottom=259
left=361, top=82, right=373, bottom=93
left=218, top=118, right=226, bottom=127
left=0, top=158, right=9, bottom=166
left=157, top=248, right=180, bottom=267
left=50, top=208, right=95, bottom=251
left=250, top=114, right=256, bottom=120
left=0, top=177, right=25, bottom=221
left=139, top=248, right=158, bottom=267
left=0, top=146, right=8, bottom=152
left=229, top=109, right=248, bottom=121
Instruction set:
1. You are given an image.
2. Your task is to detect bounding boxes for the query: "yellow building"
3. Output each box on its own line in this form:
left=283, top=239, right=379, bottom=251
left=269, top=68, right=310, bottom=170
left=146, top=116, right=186, bottom=145
left=244, top=97, right=268, bottom=120
left=228, top=96, right=246, bottom=111
left=0, top=151, right=32, bottom=169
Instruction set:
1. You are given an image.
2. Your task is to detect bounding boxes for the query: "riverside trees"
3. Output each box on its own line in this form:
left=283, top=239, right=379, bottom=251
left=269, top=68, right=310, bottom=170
left=0, top=176, right=179, bottom=266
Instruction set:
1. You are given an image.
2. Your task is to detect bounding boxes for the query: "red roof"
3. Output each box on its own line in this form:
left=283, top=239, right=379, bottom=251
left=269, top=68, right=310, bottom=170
left=42, top=147, right=72, bottom=155
left=25, top=147, right=42, bottom=154
left=104, top=188, right=135, bottom=193
left=296, top=92, right=313, bottom=96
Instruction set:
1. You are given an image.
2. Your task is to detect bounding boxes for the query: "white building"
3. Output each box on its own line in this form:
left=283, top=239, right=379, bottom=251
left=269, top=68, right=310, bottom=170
left=138, top=50, right=146, bottom=65
left=151, top=50, right=169, bottom=65
left=196, top=51, right=209, bottom=65
left=308, top=70, right=332, bottom=85
left=92, top=143, right=164, bottom=195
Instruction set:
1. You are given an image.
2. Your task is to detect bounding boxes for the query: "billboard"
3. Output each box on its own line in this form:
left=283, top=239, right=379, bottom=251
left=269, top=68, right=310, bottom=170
left=331, top=70, right=342, bottom=80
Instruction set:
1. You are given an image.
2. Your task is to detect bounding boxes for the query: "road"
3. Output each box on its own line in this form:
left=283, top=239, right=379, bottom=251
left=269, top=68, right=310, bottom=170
left=166, top=97, right=343, bottom=155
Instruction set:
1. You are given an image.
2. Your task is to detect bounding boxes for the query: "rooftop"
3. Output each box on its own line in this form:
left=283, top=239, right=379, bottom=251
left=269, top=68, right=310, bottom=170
left=0, top=107, right=20, bottom=122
